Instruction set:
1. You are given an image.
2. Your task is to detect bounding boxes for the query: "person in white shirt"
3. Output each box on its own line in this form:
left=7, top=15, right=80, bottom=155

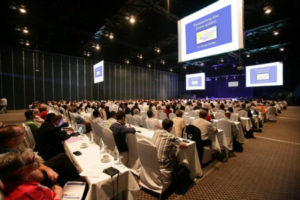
left=172, top=110, right=186, bottom=137
left=191, top=110, right=217, bottom=142
left=145, top=110, right=161, bottom=130
left=132, top=109, right=143, bottom=127
left=103, top=111, right=117, bottom=129
left=0, top=98, right=7, bottom=113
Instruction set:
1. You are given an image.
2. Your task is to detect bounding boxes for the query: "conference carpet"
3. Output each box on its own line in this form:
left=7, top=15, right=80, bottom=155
left=1, top=107, right=299, bottom=199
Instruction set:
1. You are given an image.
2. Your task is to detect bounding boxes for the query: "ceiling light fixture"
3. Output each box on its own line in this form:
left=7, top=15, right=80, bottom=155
left=25, top=41, right=30, bottom=46
left=19, top=5, right=27, bottom=14
left=246, top=54, right=251, bottom=58
left=160, top=59, right=165, bottom=64
left=264, top=5, right=272, bottom=15
left=86, top=52, right=90, bottom=57
left=125, top=59, right=130, bottom=64
left=273, top=30, right=279, bottom=36
left=137, top=54, right=143, bottom=59
left=147, top=64, right=151, bottom=68
left=170, top=69, right=173, bottom=72
left=220, top=58, right=224, bottom=63
left=154, top=47, right=160, bottom=53
left=109, top=33, right=114, bottom=39
left=184, top=66, right=187, bottom=70
left=200, top=62, right=205, bottom=67
left=129, top=16, right=136, bottom=24
left=280, top=47, right=285, bottom=52
left=22, top=27, right=29, bottom=34
left=95, top=44, right=100, bottom=50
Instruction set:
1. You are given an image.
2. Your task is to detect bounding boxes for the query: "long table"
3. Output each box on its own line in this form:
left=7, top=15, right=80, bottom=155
left=64, top=136, right=140, bottom=200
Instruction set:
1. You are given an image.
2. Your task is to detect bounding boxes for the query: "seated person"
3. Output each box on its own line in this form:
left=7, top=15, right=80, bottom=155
left=103, top=111, right=117, bottom=129
left=91, top=110, right=104, bottom=126
left=172, top=110, right=186, bottom=137
left=191, top=110, right=217, bottom=146
left=125, top=108, right=135, bottom=125
left=36, top=114, right=72, bottom=160
left=145, top=110, right=161, bottom=130
left=132, top=109, right=143, bottom=127
left=110, top=111, right=136, bottom=165
left=33, top=109, right=45, bottom=124
left=0, top=125, right=80, bottom=187
left=24, top=110, right=40, bottom=138
left=39, top=105, right=48, bottom=120
left=152, top=119, right=187, bottom=183
left=0, top=149, right=63, bottom=200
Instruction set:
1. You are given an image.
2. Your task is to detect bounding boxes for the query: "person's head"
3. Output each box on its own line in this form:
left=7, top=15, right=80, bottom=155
left=33, top=108, right=40, bottom=115
left=116, top=111, right=125, bottom=124
left=45, top=113, right=56, bottom=122
left=93, top=110, right=100, bottom=118
left=125, top=107, right=131, bottom=115
left=162, top=119, right=173, bottom=132
left=133, top=109, right=139, bottom=115
left=220, top=103, right=225, bottom=110
left=0, top=149, right=40, bottom=183
left=166, top=105, right=170, bottom=110
left=50, top=115, right=63, bottom=127
left=199, top=110, right=207, bottom=119
left=39, top=105, right=47, bottom=112
left=24, top=110, right=34, bottom=120
left=228, top=107, right=234, bottom=113
left=0, top=125, right=25, bottom=149
left=110, top=111, right=117, bottom=119
left=147, top=110, right=153, bottom=118
left=225, top=112, right=231, bottom=119
left=175, top=110, right=183, bottom=117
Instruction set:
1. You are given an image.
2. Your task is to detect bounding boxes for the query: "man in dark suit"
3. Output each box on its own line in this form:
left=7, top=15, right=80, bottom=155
left=110, top=111, right=136, bottom=165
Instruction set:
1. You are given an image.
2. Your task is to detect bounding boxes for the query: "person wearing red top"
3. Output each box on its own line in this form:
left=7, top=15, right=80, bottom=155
left=205, top=114, right=212, bottom=122
left=0, top=149, right=63, bottom=200
left=164, top=104, right=172, bottom=118
left=39, top=105, right=48, bottom=120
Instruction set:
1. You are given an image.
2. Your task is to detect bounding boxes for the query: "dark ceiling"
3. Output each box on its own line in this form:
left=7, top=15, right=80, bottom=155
left=1, top=0, right=300, bottom=78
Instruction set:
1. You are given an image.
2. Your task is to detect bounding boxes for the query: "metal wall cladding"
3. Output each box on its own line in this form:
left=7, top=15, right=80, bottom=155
left=0, top=47, right=179, bottom=109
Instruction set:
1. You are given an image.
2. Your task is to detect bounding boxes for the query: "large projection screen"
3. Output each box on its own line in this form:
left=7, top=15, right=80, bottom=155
left=93, top=60, right=104, bottom=84
left=178, top=0, right=244, bottom=62
left=246, top=62, right=283, bottom=87
left=186, top=73, right=205, bottom=90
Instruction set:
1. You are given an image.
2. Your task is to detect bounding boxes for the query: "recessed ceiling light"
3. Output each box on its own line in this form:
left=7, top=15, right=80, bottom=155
left=129, top=16, right=136, bottom=24
left=109, top=33, right=114, bottom=39
left=25, top=41, right=30, bottom=46
left=246, top=54, right=251, bottom=58
left=19, top=5, right=27, bottom=14
left=95, top=44, right=100, bottom=50
left=280, top=47, right=284, bottom=52
left=22, top=27, right=29, bottom=34
left=147, top=64, right=151, bottom=68
left=170, top=69, right=173, bottom=72
left=273, top=30, right=279, bottom=36
left=160, top=59, right=165, bottom=64
left=220, top=58, right=224, bottom=63
left=200, top=62, right=205, bottom=67
left=125, top=59, right=130, bottom=64
left=184, top=66, right=187, bottom=70
left=264, top=5, right=272, bottom=15
left=86, top=52, right=90, bottom=57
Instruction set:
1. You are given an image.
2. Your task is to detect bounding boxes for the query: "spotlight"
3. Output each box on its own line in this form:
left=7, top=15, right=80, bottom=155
left=124, top=59, right=130, bottom=64
left=109, top=33, right=114, bottom=39
left=264, top=5, right=272, bottom=15
left=154, top=47, right=160, bottom=53
left=246, top=54, right=251, bottom=58
left=280, top=47, right=284, bottom=52
left=129, top=16, right=136, bottom=24
left=25, top=41, right=30, bottom=46
left=184, top=66, right=187, bottom=70
left=137, top=54, right=143, bottom=59
left=22, top=27, right=29, bottom=34
left=170, top=69, right=173, bottom=72
left=160, top=59, right=165, bottom=64
left=200, top=62, right=205, bottom=67
left=273, top=30, right=279, bottom=36
left=19, top=5, right=27, bottom=14
left=147, top=64, right=151, bottom=68
left=95, top=44, right=100, bottom=50
left=86, top=52, right=90, bottom=57
left=220, top=58, right=224, bottom=63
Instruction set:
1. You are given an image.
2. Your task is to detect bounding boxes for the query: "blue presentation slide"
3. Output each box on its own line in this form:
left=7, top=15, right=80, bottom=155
left=185, top=5, right=232, bottom=55
left=93, top=60, right=104, bottom=83
left=250, top=65, right=277, bottom=84
left=186, top=73, right=205, bottom=90
left=246, top=62, right=283, bottom=87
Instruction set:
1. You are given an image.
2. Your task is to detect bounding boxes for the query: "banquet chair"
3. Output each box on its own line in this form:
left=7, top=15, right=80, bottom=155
left=126, top=134, right=141, bottom=175
left=101, top=127, right=116, bottom=154
left=216, top=119, right=233, bottom=151
left=125, top=114, right=135, bottom=125
left=266, top=107, right=277, bottom=121
left=169, top=112, right=176, bottom=120
left=22, top=123, right=36, bottom=150
left=158, top=112, right=167, bottom=120
left=215, top=112, right=225, bottom=119
left=90, top=120, right=103, bottom=147
left=137, top=139, right=171, bottom=197
left=238, top=110, right=248, bottom=118
left=230, top=113, right=239, bottom=122
left=185, top=125, right=212, bottom=164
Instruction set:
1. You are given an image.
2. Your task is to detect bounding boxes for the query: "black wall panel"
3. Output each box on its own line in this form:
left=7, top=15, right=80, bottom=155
left=0, top=47, right=179, bottom=109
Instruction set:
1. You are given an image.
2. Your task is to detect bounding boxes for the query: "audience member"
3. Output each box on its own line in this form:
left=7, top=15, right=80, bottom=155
left=172, top=110, right=186, bottom=137
left=145, top=110, right=161, bottom=130
left=103, top=111, right=117, bottom=129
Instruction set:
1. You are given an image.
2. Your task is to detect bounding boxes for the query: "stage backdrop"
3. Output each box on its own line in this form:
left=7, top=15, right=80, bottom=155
left=0, top=47, right=178, bottom=109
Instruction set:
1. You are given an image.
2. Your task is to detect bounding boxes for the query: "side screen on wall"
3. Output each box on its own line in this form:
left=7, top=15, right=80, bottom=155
left=246, top=62, right=283, bottom=87
left=178, top=0, right=244, bottom=62
left=93, top=60, right=104, bottom=84
left=228, top=81, right=239, bottom=87
left=186, top=73, right=205, bottom=90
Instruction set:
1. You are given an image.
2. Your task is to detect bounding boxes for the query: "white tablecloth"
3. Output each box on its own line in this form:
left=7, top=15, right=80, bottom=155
left=133, top=126, right=203, bottom=178
left=64, top=136, right=140, bottom=200
left=240, top=117, right=252, bottom=131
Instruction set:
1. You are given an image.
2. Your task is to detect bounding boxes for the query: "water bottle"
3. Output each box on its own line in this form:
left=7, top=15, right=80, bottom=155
left=183, top=127, right=187, bottom=139
left=113, top=146, right=120, bottom=164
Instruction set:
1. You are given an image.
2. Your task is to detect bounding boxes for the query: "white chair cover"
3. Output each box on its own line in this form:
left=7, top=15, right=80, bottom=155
left=169, top=113, right=176, bottom=120
left=137, top=139, right=170, bottom=194
left=216, top=119, right=233, bottom=151
left=215, top=112, right=225, bottom=119
left=266, top=107, right=277, bottom=121
left=158, top=112, right=167, bottom=120
left=230, top=113, right=239, bottom=122
left=125, top=114, right=135, bottom=125
left=22, top=123, right=36, bottom=149
left=126, top=134, right=141, bottom=175
left=238, top=110, right=248, bottom=118
left=101, top=127, right=116, bottom=153
left=91, top=120, right=103, bottom=147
